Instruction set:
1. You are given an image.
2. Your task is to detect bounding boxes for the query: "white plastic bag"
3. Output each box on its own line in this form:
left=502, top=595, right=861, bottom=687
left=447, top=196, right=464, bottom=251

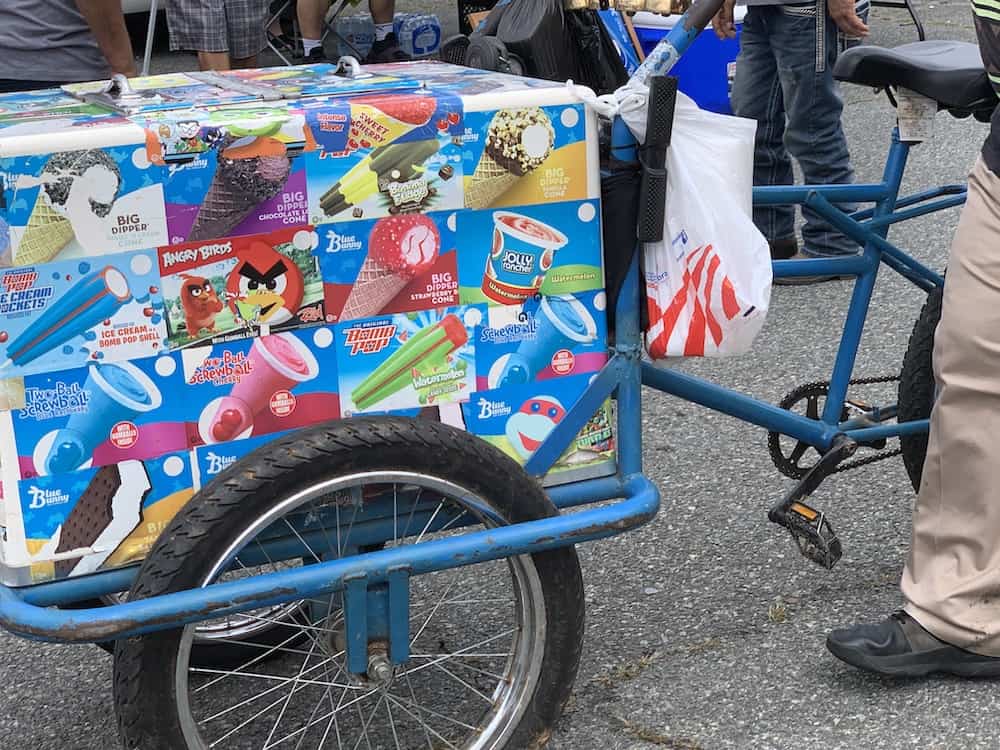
left=623, top=91, right=772, bottom=358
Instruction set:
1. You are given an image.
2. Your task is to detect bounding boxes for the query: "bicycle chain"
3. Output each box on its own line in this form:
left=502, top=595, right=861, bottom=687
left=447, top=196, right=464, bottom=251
left=768, top=374, right=902, bottom=479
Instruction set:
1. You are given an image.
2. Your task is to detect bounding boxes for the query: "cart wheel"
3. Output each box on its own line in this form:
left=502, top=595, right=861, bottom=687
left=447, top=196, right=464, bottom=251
left=898, top=285, right=942, bottom=493
left=114, top=417, right=584, bottom=750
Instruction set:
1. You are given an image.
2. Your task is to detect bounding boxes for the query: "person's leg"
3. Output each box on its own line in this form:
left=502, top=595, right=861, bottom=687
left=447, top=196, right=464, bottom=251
left=827, top=158, right=1000, bottom=676
left=730, top=7, right=797, bottom=259
left=226, top=0, right=269, bottom=69
left=166, top=0, right=231, bottom=70
left=772, top=3, right=858, bottom=257
left=298, top=0, right=329, bottom=57
left=370, top=0, right=395, bottom=26
left=365, top=0, right=411, bottom=62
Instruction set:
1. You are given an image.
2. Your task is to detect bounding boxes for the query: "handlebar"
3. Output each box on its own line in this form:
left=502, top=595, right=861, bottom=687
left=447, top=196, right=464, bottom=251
left=629, top=0, right=729, bottom=84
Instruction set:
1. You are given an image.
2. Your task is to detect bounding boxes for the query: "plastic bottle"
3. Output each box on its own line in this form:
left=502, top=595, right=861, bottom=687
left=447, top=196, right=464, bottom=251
left=333, top=14, right=375, bottom=61
left=393, top=13, right=442, bottom=58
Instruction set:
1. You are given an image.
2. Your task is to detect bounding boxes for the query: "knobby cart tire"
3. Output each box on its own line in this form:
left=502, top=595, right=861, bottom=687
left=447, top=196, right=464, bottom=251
left=898, top=285, right=942, bottom=493
left=114, top=417, right=585, bottom=750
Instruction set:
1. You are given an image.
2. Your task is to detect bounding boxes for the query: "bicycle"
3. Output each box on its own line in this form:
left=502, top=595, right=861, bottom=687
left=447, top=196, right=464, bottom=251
left=0, top=2, right=994, bottom=746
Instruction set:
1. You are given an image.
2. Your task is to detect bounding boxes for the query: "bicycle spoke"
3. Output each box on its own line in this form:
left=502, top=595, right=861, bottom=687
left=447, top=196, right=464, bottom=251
left=264, top=634, right=324, bottom=748
left=427, top=660, right=494, bottom=704
left=382, top=693, right=461, bottom=750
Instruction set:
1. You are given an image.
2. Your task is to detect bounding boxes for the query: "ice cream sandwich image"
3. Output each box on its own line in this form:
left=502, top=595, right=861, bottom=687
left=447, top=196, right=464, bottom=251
left=49, top=462, right=151, bottom=579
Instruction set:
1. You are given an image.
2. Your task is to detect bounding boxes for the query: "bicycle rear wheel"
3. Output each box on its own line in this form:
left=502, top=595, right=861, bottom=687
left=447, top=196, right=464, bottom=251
left=114, top=417, right=584, bottom=750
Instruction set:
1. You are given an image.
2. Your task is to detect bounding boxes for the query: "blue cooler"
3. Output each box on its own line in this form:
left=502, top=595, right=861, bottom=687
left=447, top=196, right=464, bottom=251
left=632, top=8, right=746, bottom=114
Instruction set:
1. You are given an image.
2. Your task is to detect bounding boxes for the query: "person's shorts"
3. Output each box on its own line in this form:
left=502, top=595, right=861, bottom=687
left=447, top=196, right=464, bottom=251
left=166, top=0, right=268, bottom=59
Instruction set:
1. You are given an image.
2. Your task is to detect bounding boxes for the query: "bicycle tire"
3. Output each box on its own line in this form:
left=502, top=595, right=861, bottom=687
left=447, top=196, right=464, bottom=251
left=898, top=285, right=941, bottom=493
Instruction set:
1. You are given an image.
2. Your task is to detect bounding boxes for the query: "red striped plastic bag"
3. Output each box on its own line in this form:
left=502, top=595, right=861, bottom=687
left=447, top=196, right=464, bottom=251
left=626, top=92, right=772, bottom=358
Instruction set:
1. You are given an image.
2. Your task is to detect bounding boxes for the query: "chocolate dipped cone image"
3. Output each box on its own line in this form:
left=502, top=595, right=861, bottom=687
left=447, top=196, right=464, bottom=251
left=465, top=108, right=555, bottom=210
left=188, top=135, right=291, bottom=242
left=340, top=215, right=440, bottom=321
left=16, top=150, right=122, bottom=265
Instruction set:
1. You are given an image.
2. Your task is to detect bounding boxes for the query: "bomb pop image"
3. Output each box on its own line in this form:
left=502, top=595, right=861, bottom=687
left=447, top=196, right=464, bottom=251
left=1, top=266, right=131, bottom=370
left=340, top=214, right=441, bottom=321
left=15, top=149, right=122, bottom=266
left=206, top=333, right=320, bottom=443
left=466, top=108, right=555, bottom=210
left=350, top=314, right=468, bottom=411
left=188, top=134, right=291, bottom=242
left=494, top=295, right=598, bottom=388
left=43, top=361, right=163, bottom=475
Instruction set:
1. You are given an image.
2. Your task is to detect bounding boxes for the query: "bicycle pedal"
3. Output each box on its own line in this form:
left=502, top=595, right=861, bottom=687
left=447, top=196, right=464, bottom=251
left=769, top=501, right=842, bottom=570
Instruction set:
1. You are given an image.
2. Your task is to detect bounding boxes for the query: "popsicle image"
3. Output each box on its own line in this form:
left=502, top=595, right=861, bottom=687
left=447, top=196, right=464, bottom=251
left=188, top=134, right=291, bottom=242
left=346, top=94, right=438, bottom=151
left=495, top=295, right=598, bottom=387
left=319, top=139, right=441, bottom=218
left=340, top=215, right=440, bottom=321
left=16, top=149, right=122, bottom=265
left=43, top=361, right=163, bottom=475
left=465, top=108, right=555, bottom=210
left=504, top=395, right=566, bottom=461
left=482, top=212, right=568, bottom=305
left=207, top=333, right=319, bottom=443
left=1, top=266, right=132, bottom=369
left=351, top=314, right=468, bottom=411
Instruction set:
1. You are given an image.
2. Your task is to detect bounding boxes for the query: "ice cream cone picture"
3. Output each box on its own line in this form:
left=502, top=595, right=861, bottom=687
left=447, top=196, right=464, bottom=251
left=345, top=94, right=438, bottom=154
left=1, top=266, right=132, bottom=370
left=319, top=140, right=441, bottom=218
left=205, top=333, right=319, bottom=444
left=15, top=150, right=122, bottom=266
left=188, top=134, right=291, bottom=242
left=340, top=215, right=440, bottom=321
left=350, top=314, right=468, bottom=411
left=225, top=240, right=306, bottom=328
left=466, top=108, right=555, bottom=210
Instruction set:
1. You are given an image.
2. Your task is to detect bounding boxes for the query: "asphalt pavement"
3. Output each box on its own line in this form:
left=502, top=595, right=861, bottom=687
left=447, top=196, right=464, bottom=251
left=2, top=1, right=997, bottom=748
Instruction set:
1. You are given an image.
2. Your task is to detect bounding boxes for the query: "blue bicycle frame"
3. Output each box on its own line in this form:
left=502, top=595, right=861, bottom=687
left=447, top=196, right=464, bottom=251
left=0, top=0, right=956, bottom=676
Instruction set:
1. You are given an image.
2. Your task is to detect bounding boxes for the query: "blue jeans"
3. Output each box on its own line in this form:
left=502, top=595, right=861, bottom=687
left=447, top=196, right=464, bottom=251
left=731, top=4, right=858, bottom=257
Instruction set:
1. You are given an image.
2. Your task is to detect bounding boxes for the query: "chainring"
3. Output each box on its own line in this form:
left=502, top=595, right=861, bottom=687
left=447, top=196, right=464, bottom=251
left=767, top=376, right=901, bottom=480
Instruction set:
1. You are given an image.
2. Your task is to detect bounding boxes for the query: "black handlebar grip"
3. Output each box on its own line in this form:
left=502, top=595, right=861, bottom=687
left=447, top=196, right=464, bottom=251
left=644, top=75, right=678, bottom=155
left=637, top=76, right=678, bottom=244
left=638, top=168, right=667, bottom=243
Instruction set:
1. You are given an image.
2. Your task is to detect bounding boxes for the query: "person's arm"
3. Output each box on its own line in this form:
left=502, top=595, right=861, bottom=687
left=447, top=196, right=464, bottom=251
left=74, top=0, right=138, bottom=77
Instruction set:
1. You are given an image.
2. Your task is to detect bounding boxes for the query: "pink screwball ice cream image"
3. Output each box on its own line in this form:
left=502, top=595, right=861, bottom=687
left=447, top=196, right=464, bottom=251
left=204, top=333, right=319, bottom=444
left=339, top=214, right=441, bottom=321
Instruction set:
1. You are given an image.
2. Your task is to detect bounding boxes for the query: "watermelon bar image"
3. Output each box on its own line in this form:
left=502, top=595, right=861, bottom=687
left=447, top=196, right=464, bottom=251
left=340, top=214, right=441, bottom=321
left=351, top=314, right=467, bottom=411
left=0, top=266, right=131, bottom=370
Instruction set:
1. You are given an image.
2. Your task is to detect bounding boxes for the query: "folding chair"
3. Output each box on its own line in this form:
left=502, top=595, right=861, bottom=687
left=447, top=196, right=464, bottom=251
left=264, top=0, right=367, bottom=66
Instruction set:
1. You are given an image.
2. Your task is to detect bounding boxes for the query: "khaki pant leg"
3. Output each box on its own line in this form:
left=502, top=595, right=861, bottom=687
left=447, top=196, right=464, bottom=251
left=902, top=157, right=1000, bottom=656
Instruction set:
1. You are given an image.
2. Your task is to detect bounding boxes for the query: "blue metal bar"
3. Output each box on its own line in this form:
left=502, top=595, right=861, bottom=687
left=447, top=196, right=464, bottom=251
left=613, top=254, right=646, bottom=478
left=850, top=184, right=965, bottom=222
left=523, top=355, right=624, bottom=478
left=0, top=473, right=659, bottom=643
left=641, top=363, right=838, bottom=448
left=753, top=182, right=891, bottom=206
left=846, top=419, right=929, bottom=442
left=865, top=194, right=966, bottom=230
left=772, top=254, right=873, bottom=279
left=388, top=567, right=410, bottom=665
left=19, top=565, right=137, bottom=606
left=344, top=576, right=368, bottom=674
left=547, top=475, right=625, bottom=510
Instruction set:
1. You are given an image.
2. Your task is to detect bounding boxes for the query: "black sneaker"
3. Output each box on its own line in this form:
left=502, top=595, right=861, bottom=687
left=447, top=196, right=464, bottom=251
left=773, top=251, right=853, bottom=286
left=827, top=610, right=1000, bottom=677
left=364, top=33, right=412, bottom=64
left=302, top=47, right=329, bottom=65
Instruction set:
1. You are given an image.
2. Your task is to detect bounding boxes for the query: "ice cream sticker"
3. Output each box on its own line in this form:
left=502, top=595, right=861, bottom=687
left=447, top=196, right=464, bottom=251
left=477, top=291, right=607, bottom=391
left=1, top=146, right=169, bottom=267
left=163, top=114, right=310, bottom=244
left=10, top=354, right=188, bottom=479
left=180, top=327, right=339, bottom=447
left=462, top=104, right=591, bottom=210
left=0, top=251, right=167, bottom=379
left=458, top=200, right=604, bottom=305
left=319, top=211, right=459, bottom=322
left=337, top=307, right=478, bottom=415
left=159, top=227, right=324, bottom=348
left=18, top=453, right=195, bottom=583
left=306, top=93, right=464, bottom=223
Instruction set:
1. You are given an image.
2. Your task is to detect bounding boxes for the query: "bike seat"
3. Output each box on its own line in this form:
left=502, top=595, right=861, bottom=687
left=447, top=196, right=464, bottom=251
left=834, top=41, right=996, bottom=112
